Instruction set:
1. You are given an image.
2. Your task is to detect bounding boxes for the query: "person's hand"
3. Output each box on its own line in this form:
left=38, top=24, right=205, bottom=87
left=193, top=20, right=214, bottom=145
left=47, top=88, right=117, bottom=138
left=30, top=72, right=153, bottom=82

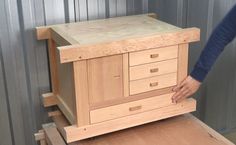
left=172, top=76, right=201, bottom=103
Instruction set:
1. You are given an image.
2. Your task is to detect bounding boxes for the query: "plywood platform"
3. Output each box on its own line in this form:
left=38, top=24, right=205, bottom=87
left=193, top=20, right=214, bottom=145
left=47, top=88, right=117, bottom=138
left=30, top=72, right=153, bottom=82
left=35, top=114, right=234, bottom=145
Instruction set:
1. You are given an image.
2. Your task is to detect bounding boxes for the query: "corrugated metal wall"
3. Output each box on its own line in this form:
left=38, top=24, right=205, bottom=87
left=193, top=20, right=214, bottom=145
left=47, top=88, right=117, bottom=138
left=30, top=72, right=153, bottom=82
left=150, top=0, right=236, bottom=133
left=1, top=0, right=236, bottom=145
left=0, top=1, right=148, bottom=145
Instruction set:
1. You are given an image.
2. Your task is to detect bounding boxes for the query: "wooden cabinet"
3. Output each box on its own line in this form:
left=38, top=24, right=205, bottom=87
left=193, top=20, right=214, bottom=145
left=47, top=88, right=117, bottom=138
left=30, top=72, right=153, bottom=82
left=36, top=14, right=200, bottom=143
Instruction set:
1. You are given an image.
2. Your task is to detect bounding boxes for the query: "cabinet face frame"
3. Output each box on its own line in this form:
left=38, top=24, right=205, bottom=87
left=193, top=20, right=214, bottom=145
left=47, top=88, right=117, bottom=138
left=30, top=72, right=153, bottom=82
left=177, top=44, right=189, bottom=83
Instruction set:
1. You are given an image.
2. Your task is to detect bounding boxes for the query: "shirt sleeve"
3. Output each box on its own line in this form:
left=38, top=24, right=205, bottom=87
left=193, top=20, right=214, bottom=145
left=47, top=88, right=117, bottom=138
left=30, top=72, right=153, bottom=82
left=190, top=5, right=236, bottom=82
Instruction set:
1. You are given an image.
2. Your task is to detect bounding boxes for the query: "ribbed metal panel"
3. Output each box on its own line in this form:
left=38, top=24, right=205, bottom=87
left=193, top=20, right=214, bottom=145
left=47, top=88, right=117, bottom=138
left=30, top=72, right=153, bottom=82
left=0, top=1, right=148, bottom=145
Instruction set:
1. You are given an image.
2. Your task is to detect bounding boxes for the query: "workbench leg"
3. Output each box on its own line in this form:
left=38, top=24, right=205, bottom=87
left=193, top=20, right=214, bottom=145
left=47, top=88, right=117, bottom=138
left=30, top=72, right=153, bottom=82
left=40, top=139, right=47, bottom=145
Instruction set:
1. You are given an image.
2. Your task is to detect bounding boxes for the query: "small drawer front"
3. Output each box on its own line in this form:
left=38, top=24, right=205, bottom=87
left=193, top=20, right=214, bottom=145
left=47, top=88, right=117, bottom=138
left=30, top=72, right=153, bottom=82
left=130, top=73, right=177, bottom=95
left=130, top=59, right=178, bottom=81
left=90, top=93, right=174, bottom=123
left=129, top=45, right=178, bottom=66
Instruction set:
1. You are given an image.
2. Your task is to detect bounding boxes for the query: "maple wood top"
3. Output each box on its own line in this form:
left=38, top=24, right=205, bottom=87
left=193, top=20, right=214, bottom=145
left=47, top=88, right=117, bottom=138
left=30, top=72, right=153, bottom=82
left=50, top=15, right=181, bottom=45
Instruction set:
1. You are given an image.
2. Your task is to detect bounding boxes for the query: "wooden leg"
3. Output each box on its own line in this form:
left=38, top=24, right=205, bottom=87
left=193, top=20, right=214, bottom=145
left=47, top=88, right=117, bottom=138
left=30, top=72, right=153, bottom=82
left=35, top=130, right=47, bottom=145
left=73, top=61, right=90, bottom=127
left=40, top=139, right=47, bottom=145
left=42, top=123, right=66, bottom=145
left=48, top=39, right=59, bottom=95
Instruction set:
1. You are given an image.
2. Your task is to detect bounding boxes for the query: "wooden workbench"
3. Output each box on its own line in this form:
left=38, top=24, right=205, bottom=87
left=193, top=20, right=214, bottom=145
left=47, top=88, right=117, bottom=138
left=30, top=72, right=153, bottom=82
left=36, top=14, right=200, bottom=142
left=35, top=113, right=234, bottom=145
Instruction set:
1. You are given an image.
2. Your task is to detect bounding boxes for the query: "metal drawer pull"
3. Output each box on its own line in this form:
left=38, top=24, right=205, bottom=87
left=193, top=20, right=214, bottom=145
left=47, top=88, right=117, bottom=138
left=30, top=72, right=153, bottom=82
left=150, top=54, right=159, bottom=58
left=150, top=68, right=159, bottom=73
left=150, top=82, right=158, bottom=87
left=129, top=105, right=142, bottom=111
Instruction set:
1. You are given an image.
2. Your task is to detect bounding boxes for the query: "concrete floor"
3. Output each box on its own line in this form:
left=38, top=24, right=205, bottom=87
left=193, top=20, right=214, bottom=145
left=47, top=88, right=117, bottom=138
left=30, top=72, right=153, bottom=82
left=224, top=131, right=236, bottom=144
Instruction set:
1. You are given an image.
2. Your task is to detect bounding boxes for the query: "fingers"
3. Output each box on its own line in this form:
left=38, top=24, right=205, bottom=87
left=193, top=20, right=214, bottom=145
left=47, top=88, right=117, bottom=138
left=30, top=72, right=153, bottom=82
left=173, top=78, right=186, bottom=92
left=172, top=76, right=201, bottom=103
left=176, top=92, right=192, bottom=103
left=172, top=85, right=189, bottom=103
left=172, top=82, right=194, bottom=103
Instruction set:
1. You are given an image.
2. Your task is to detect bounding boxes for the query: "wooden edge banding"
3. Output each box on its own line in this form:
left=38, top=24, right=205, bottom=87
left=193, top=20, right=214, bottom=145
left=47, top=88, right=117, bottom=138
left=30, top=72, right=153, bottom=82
left=64, top=98, right=196, bottom=143
left=36, top=27, right=51, bottom=40
left=42, top=93, right=58, bottom=107
left=187, top=114, right=235, bottom=145
left=58, top=28, right=200, bottom=63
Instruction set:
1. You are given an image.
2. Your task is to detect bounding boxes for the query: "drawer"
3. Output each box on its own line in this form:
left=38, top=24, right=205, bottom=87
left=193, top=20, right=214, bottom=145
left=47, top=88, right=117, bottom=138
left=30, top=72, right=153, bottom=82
left=129, top=45, right=178, bottom=66
left=90, top=93, right=174, bottom=123
left=130, top=73, right=177, bottom=95
left=129, top=59, right=177, bottom=81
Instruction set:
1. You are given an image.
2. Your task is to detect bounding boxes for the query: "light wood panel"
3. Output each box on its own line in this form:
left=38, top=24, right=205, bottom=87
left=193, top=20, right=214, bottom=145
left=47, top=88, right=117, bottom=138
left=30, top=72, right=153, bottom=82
left=123, top=53, right=129, bottom=97
left=73, top=61, right=90, bottom=126
left=129, top=45, right=178, bottom=66
left=90, top=93, right=174, bottom=124
left=57, top=96, right=76, bottom=124
left=88, top=55, right=124, bottom=105
left=130, top=73, right=177, bottom=95
left=177, top=44, right=189, bottom=83
left=90, top=87, right=174, bottom=110
left=54, top=15, right=181, bottom=45
left=64, top=98, right=196, bottom=143
left=130, top=59, right=178, bottom=80
left=56, top=49, right=76, bottom=123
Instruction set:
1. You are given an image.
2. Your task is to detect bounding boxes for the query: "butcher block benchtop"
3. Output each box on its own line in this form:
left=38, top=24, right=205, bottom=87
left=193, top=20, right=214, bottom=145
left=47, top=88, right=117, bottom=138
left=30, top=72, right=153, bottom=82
left=36, top=14, right=200, bottom=63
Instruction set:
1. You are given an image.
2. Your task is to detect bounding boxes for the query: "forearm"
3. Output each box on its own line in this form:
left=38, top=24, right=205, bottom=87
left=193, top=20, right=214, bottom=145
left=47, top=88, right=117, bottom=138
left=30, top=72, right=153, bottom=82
left=190, top=5, right=236, bottom=82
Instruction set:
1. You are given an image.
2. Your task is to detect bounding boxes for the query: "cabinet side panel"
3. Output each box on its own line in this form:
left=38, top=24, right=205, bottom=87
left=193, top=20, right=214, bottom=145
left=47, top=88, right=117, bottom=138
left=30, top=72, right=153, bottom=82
left=88, top=55, right=124, bottom=105
left=56, top=48, right=76, bottom=124
left=177, top=44, right=189, bottom=84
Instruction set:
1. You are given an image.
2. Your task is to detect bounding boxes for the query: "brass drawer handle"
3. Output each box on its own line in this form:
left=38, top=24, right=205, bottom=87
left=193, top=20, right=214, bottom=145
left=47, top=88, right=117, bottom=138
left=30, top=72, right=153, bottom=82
left=129, top=105, right=142, bottom=111
left=150, top=54, right=159, bottom=58
left=150, top=68, right=159, bottom=73
left=150, top=82, right=158, bottom=87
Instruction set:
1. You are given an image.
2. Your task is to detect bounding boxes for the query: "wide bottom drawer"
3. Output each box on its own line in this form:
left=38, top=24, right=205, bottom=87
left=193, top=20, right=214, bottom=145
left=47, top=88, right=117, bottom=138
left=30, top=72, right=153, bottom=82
left=90, top=93, right=174, bottom=124
left=130, top=73, right=177, bottom=95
